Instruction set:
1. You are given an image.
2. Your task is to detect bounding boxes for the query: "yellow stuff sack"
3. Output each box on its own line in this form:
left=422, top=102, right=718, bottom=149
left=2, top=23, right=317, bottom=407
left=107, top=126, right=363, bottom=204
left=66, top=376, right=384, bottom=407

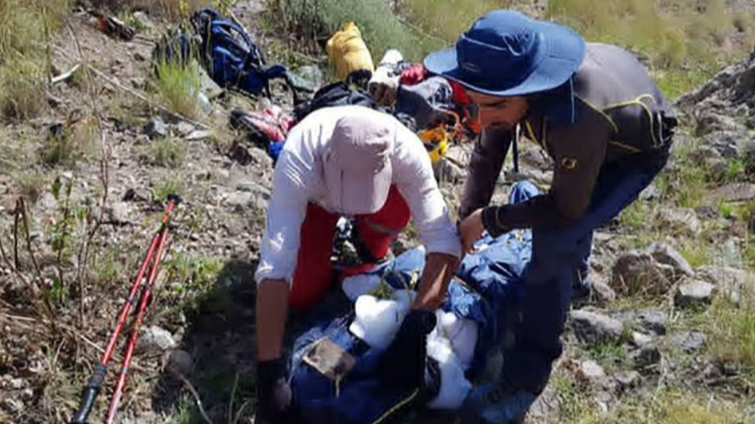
left=326, top=22, right=375, bottom=80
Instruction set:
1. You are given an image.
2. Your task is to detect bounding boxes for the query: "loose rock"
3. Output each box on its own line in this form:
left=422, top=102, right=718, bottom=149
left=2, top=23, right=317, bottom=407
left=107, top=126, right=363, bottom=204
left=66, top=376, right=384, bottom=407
left=139, top=326, right=176, bottom=354
left=166, top=349, right=194, bottom=376
left=638, top=309, right=668, bottom=335
left=144, top=116, right=169, bottom=139
left=631, top=344, right=661, bottom=372
left=670, top=331, right=706, bottom=353
left=674, top=279, right=716, bottom=308
left=569, top=309, right=624, bottom=346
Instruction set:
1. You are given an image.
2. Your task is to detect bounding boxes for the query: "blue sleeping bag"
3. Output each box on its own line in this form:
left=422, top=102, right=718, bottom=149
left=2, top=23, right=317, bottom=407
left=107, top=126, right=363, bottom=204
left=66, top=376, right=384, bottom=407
left=289, top=181, right=541, bottom=424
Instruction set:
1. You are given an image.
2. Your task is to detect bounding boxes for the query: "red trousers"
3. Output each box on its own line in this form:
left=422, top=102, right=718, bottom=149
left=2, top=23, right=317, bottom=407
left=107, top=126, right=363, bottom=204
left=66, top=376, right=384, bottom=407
left=289, top=186, right=411, bottom=311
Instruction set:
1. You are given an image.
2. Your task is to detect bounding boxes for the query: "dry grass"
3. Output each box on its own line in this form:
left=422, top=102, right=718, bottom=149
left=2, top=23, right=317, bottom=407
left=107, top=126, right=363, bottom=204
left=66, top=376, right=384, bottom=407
left=208, top=125, right=236, bottom=152
left=2, top=1, right=754, bottom=423
left=0, top=127, right=46, bottom=202
left=547, top=373, right=748, bottom=424
left=266, top=0, right=444, bottom=61
left=0, top=0, right=68, bottom=57
left=654, top=396, right=744, bottom=424
left=0, top=0, right=71, bottom=121
left=38, top=354, right=82, bottom=424
left=396, top=0, right=753, bottom=99
left=545, top=0, right=730, bottom=65
left=269, top=0, right=753, bottom=97
left=91, top=0, right=212, bottom=20
left=41, top=118, right=98, bottom=166
left=13, top=171, right=48, bottom=204
left=111, top=93, right=152, bottom=128
left=141, top=137, right=187, bottom=168
left=705, top=289, right=755, bottom=386
left=545, top=0, right=751, bottom=98
left=0, top=59, right=47, bottom=122
left=402, top=0, right=513, bottom=42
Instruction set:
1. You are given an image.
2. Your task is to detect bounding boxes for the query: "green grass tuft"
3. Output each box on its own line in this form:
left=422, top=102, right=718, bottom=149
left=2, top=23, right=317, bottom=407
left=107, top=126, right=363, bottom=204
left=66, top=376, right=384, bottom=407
left=267, top=0, right=445, bottom=63
left=141, top=137, right=187, bottom=168
left=41, top=119, right=98, bottom=166
left=0, top=57, right=47, bottom=122
left=545, top=0, right=747, bottom=99
left=153, top=172, right=185, bottom=202
left=705, top=289, right=755, bottom=386
left=401, top=0, right=512, bottom=43
left=154, top=59, right=204, bottom=120
left=0, top=0, right=71, bottom=121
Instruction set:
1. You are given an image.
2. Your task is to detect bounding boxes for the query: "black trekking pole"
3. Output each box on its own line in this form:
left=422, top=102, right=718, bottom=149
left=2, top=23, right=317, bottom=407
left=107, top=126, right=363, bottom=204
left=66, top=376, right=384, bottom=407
left=70, top=194, right=181, bottom=424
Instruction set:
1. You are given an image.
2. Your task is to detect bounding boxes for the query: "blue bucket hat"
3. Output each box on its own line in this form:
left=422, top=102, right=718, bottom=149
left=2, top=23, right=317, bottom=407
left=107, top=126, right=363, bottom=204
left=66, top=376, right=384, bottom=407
left=424, top=10, right=585, bottom=97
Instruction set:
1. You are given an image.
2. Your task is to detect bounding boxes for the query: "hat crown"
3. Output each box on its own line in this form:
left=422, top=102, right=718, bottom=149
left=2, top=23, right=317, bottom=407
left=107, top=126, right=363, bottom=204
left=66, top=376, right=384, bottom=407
left=470, top=13, right=538, bottom=52
left=456, top=11, right=544, bottom=86
left=329, top=112, right=393, bottom=174
left=422, top=8, right=586, bottom=97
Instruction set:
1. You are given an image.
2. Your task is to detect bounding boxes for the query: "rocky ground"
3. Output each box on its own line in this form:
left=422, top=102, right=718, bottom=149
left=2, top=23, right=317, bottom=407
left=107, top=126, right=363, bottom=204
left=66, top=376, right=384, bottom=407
left=1, top=1, right=755, bottom=424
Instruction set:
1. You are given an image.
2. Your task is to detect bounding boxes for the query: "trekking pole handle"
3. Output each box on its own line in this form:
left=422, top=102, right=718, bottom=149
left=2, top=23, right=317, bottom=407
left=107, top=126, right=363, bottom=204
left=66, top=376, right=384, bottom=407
left=166, top=193, right=182, bottom=205
left=161, top=194, right=181, bottom=226
left=70, top=363, right=107, bottom=424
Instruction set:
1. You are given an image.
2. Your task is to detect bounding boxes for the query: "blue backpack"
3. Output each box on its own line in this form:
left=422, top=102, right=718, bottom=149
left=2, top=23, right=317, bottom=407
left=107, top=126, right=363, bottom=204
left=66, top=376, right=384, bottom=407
left=190, top=8, right=290, bottom=97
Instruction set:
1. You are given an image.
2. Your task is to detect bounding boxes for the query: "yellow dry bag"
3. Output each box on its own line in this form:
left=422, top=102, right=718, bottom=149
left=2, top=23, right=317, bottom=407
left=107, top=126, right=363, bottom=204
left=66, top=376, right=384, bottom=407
left=326, top=22, right=375, bottom=80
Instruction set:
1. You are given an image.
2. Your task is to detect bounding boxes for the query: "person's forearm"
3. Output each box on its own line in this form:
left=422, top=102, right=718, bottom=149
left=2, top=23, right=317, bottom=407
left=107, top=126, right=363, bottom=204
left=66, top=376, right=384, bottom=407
left=459, top=128, right=512, bottom=220
left=412, top=252, right=458, bottom=311
left=256, top=279, right=290, bottom=361
left=482, top=190, right=588, bottom=236
left=481, top=194, right=561, bottom=236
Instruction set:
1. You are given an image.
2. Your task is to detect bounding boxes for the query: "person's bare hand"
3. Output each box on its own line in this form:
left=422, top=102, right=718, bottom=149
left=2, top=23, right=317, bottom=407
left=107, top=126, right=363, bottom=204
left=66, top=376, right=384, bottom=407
left=459, top=209, right=485, bottom=253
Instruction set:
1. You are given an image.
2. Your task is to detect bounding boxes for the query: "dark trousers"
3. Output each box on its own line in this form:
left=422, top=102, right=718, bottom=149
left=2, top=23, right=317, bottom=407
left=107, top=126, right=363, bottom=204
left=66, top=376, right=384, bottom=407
left=502, top=152, right=669, bottom=394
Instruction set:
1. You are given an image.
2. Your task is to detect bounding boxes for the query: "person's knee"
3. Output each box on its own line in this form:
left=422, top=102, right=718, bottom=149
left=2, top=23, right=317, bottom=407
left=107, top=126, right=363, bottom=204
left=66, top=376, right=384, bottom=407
left=533, top=227, right=593, bottom=265
left=534, top=228, right=574, bottom=254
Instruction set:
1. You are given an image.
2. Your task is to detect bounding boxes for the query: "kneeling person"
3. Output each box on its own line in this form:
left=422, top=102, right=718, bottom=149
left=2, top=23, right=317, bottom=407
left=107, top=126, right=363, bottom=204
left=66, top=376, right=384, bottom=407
left=253, top=105, right=462, bottom=423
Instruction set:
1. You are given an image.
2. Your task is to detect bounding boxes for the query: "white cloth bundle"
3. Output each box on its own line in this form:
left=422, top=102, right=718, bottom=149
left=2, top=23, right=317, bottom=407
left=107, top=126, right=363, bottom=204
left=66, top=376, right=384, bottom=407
left=347, top=290, right=477, bottom=409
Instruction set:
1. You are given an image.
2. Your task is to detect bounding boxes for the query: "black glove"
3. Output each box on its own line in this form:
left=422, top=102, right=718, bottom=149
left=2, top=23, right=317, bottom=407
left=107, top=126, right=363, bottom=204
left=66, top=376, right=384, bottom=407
left=379, top=309, right=437, bottom=390
left=256, top=358, right=293, bottom=424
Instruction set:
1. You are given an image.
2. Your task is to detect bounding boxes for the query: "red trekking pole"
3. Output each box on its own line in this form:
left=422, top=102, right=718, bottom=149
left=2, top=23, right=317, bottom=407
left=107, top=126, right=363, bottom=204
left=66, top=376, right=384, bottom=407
left=70, top=194, right=181, bottom=424
left=104, top=202, right=173, bottom=424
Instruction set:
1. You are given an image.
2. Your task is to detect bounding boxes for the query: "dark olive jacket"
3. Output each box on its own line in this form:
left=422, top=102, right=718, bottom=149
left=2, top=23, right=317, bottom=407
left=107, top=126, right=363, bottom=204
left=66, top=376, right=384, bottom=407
left=459, top=42, right=677, bottom=234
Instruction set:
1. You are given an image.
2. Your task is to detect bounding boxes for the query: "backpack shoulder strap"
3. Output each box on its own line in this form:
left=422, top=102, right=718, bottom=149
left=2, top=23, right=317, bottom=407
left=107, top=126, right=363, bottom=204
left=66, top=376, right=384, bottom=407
left=190, top=8, right=220, bottom=40
left=209, top=18, right=265, bottom=68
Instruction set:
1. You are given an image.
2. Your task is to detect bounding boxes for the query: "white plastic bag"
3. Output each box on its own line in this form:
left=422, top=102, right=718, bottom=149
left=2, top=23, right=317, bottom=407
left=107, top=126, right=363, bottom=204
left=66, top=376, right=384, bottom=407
left=348, top=295, right=407, bottom=350
left=426, top=336, right=472, bottom=409
left=436, top=311, right=478, bottom=368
